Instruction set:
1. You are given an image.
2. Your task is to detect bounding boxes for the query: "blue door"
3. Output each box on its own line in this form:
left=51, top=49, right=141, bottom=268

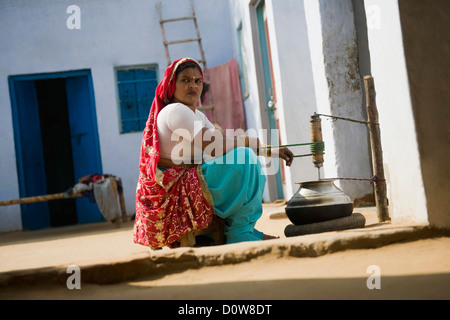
left=9, top=80, right=51, bottom=230
left=9, top=70, right=103, bottom=230
left=65, top=75, right=103, bottom=224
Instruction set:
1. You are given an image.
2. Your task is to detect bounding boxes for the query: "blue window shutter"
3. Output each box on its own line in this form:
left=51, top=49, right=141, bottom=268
left=117, top=66, right=158, bottom=133
left=135, top=69, right=157, bottom=129
left=118, top=70, right=139, bottom=133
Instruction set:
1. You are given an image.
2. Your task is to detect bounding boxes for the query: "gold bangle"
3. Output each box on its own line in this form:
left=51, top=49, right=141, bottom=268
left=260, top=144, right=271, bottom=157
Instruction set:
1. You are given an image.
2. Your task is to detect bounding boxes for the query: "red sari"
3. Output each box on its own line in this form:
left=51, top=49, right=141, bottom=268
left=133, top=58, right=214, bottom=248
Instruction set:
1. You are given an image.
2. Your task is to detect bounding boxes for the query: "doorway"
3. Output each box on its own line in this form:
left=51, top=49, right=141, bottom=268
left=251, top=0, right=284, bottom=200
left=35, top=78, right=77, bottom=227
left=9, top=70, right=103, bottom=230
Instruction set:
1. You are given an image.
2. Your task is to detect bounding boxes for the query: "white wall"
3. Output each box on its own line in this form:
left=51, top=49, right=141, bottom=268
left=264, top=0, right=319, bottom=199
left=363, top=0, right=428, bottom=223
left=0, top=0, right=234, bottom=231
left=228, top=0, right=328, bottom=202
left=304, top=0, right=373, bottom=201
left=0, top=78, right=22, bottom=231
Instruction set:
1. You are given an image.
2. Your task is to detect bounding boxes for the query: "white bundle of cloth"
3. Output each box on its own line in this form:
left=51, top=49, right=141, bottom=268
left=92, top=178, right=121, bottom=222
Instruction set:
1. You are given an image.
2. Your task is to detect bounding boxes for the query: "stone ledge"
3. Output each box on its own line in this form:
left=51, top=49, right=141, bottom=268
left=1, top=224, right=447, bottom=288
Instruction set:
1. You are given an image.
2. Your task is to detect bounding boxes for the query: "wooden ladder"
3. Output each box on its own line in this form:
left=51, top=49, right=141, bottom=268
left=157, top=0, right=216, bottom=121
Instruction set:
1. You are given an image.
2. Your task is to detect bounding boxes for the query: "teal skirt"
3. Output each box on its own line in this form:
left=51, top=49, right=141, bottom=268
left=201, top=147, right=266, bottom=244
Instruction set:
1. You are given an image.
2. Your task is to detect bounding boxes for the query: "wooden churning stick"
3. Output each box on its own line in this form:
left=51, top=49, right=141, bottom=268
left=260, top=113, right=325, bottom=177
left=310, top=113, right=324, bottom=179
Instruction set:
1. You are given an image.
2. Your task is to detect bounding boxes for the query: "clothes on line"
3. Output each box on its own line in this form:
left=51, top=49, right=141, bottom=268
left=203, top=58, right=246, bottom=132
left=67, top=174, right=123, bottom=222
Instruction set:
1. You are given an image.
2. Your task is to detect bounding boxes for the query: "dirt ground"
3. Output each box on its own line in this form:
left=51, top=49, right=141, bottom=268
left=0, top=205, right=449, bottom=301
left=2, top=237, right=450, bottom=300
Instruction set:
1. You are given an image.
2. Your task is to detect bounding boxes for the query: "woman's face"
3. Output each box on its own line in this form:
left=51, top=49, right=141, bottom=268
left=172, top=67, right=203, bottom=109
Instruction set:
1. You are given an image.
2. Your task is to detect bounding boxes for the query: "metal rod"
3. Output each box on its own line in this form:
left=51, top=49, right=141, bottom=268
left=266, top=142, right=315, bottom=148
left=315, top=112, right=379, bottom=126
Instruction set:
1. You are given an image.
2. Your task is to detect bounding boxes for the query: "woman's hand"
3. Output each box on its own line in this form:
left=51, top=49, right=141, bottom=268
left=258, top=145, right=294, bottom=166
left=278, top=147, right=294, bottom=166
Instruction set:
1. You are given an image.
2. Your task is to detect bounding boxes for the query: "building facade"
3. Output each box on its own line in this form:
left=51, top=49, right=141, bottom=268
left=0, top=0, right=235, bottom=231
left=230, top=0, right=449, bottom=228
left=1, top=0, right=448, bottom=232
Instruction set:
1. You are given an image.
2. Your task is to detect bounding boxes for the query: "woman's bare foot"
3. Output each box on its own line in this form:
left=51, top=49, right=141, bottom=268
left=262, top=233, right=279, bottom=240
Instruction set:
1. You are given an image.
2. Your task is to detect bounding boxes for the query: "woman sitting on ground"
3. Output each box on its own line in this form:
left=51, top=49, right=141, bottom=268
left=133, top=57, right=293, bottom=249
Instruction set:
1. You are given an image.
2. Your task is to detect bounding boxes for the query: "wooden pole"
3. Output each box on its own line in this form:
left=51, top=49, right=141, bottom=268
left=364, top=75, right=390, bottom=222
left=0, top=192, right=83, bottom=206
left=117, top=178, right=128, bottom=222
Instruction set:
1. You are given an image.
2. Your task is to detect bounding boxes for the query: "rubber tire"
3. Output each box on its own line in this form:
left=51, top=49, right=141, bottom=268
left=284, top=212, right=366, bottom=237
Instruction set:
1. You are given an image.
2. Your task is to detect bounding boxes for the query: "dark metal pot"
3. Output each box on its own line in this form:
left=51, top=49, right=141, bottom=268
left=285, top=179, right=353, bottom=225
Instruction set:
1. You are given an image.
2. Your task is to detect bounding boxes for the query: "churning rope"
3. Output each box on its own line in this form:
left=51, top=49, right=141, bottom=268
left=262, top=141, right=325, bottom=158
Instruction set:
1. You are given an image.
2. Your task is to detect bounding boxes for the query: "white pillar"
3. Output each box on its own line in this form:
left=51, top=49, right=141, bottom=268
left=363, top=0, right=428, bottom=224
left=304, top=0, right=373, bottom=202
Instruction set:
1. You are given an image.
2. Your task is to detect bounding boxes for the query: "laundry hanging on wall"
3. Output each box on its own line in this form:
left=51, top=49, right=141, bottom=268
left=202, top=58, right=246, bottom=132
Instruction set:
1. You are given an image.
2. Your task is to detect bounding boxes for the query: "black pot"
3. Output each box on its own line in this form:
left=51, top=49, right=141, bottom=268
left=285, top=179, right=353, bottom=225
